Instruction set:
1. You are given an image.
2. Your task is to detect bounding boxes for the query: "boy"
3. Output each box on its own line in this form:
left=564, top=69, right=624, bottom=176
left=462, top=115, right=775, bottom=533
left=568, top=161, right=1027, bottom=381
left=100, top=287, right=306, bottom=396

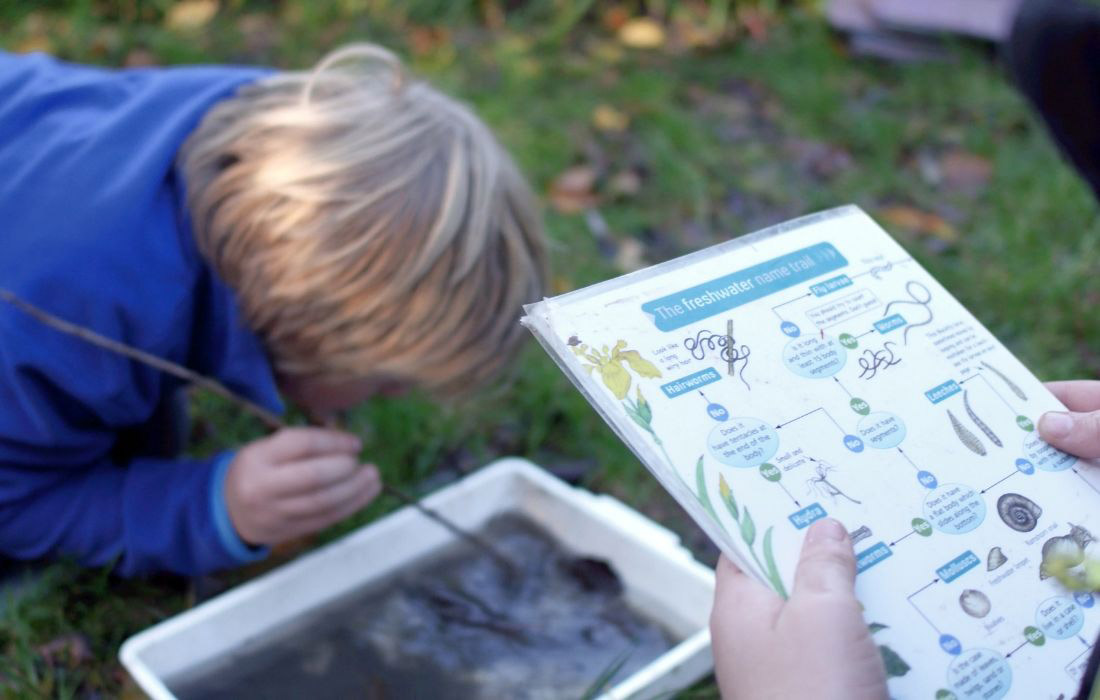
left=0, top=44, right=547, bottom=577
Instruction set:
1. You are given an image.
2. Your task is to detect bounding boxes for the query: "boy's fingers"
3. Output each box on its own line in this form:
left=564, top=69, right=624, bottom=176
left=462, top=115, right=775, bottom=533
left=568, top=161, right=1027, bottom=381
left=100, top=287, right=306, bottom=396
left=278, top=465, right=380, bottom=519
left=256, top=427, right=361, bottom=463
left=284, top=472, right=383, bottom=536
left=1045, top=381, right=1100, bottom=412
left=1038, top=410, right=1100, bottom=459
left=267, top=454, right=361, bottom=496
left=713, top=556, right=761, bottom=610
left=711, top=554, right=782, bottom=641
left=791, top=519, right=857, bottom=599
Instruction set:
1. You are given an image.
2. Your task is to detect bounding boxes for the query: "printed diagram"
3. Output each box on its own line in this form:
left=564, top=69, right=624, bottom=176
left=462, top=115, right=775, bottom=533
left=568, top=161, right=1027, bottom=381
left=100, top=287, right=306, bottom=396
left=547, top=228, right=1100, bottom=700
left=881, top=280, right=934, bottom=345
left=857, top=341, right=901, bottom=380
left=756, top=258, right=1091, bottom=700
left=806, top=461, right=861, bottom=505
left=682, top=320, right=751, bottom=389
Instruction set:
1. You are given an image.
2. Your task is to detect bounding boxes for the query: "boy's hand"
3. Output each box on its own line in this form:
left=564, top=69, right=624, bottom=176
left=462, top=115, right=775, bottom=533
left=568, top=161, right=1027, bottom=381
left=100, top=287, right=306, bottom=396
left=1040, top=380, right=1100, bottom=458
left=710, top=518, right=888, bottom=700
left=224, top=428, right=381, bottom=546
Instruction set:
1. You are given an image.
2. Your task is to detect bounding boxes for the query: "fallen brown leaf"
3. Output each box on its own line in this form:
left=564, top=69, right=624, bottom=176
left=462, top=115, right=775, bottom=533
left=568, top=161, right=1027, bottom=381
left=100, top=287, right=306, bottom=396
left=609, top=169, right=643, bottom=197
left=737, top=6, right=772, bottom=42
left=552, top=275, right=575, bottom=294
left=614, top=237, right=647, bottom=272
left=592, top=104, right=630, bottom=132
left=940, top=150, right=992, bottom=193
left=670, top=16, right=723, bottom=49
left=549, top=165, right=599, bottom=214
left=165, top=0, right=218, bottom=31
left=409, top=26, right=450, bottom=56
left=13, top=35, right=52, bottom=54
left=124, top=48, right=158, bottom=67
left=879, top=205, right=958, bottom=243
left=14, top=12, right=52, bottom=53
left=601, top=4, right=632, bottom=32
left=618, top=17, right=666, bottom=49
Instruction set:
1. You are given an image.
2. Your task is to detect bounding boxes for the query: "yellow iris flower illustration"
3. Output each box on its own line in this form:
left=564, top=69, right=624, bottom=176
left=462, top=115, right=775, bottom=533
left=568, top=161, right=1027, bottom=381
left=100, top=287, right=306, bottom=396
left=571, top=340, right=661, bottom=399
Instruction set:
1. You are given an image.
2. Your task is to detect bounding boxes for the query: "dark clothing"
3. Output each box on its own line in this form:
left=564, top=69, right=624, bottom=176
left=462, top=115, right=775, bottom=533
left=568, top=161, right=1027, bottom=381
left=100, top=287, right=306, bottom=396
left=1008, top=2, right=1100, bottom=698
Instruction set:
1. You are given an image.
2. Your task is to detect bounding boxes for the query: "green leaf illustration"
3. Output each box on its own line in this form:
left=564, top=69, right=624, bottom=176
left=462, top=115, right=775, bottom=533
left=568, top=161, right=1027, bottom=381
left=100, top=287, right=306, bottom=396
left=695, top=456, right=720, bottom=525
left=624, top=404, right=651, bottom=433
left=878, top=644, right=910, bottom=678
left=762, top=526, right=788, bottom=599
left=740, top=507, right=756, bottom=547
left=868, top=622, right=888, bottom=635
left=636, top=389, right=652, bottom=424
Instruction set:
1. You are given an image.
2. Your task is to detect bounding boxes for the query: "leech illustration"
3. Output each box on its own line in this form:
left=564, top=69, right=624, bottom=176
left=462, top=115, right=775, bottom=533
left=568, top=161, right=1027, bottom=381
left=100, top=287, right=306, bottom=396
left=959, top=589, right=992, bottom=619
left=948, top=409, right=986, bottom=456
left=881, top=280, right=934, bottom=345
left=682, top=321, right=751, bottom=390
left=857, top=341, right=902, bottom=380
left=986, top=546, right=1007, bottom=571
left=806, top=462, right=861, bottom=505
left=996, top=493, right=1042, bottom=533
left=962, top=390, right=1002, bottom=448
left=980, top=360, right=1028, bottom=402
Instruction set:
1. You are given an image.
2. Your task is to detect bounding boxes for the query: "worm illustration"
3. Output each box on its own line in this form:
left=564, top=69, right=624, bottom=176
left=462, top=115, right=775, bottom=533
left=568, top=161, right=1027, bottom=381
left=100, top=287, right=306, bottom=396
left=981, top=361, right=1027, bottom=402
left=963, top=390, right=1002, bottom=448
left=948, top=409, right=986, bottom=456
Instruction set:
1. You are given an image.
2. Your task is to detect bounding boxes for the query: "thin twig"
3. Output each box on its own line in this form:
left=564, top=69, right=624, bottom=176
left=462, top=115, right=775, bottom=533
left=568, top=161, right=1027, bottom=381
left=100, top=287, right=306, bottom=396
left=381, top=483, right=517, bottom=574
left=0, top=288, right=284, bottom=430
left=0, top=287, right=518, bottom=570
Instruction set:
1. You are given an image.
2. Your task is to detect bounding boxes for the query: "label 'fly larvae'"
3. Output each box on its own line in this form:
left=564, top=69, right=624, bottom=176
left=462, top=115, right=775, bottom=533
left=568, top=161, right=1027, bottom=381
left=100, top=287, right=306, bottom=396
left=948, top=408, right=986, bottom=456
left=963, top=389, right=1002, bottom=448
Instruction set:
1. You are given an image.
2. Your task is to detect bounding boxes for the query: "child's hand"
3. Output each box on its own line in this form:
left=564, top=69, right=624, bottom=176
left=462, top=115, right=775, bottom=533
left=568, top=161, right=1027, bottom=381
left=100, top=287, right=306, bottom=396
left=224, top=428, right=381, bottom=545
left=710, top=518, right=888, bottom=700
left=1041, top=380, right=1100, bottom=458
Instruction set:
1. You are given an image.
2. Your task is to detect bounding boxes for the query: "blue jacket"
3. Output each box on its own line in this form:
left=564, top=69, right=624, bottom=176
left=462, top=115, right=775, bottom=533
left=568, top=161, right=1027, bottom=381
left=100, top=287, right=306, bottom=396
left=0, top=52, right=282, bottom=576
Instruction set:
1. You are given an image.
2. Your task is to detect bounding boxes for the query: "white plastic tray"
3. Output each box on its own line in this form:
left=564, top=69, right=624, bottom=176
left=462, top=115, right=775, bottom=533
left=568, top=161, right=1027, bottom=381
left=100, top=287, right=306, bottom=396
left=120, top=458, right=716, bottom=699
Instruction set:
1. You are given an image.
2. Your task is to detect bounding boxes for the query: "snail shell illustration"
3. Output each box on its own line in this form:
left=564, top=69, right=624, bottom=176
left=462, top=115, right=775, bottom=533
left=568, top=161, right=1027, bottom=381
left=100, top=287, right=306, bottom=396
left=996, top=493, right=1041, bottom=533
left=1039, top=535, right=1084, bottom=580
left=959, top=589, right=991, bottom=618
left=986, top=546, right=1007, bottom=571
left=1070, top=523, right=1096, bottom=549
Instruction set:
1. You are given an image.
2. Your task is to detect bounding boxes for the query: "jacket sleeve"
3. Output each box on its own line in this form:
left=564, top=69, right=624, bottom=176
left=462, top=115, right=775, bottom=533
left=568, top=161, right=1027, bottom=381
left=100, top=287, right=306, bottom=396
left=0, top=295, right=271, bottom=577
left=0, top=446, right=267, bottom=577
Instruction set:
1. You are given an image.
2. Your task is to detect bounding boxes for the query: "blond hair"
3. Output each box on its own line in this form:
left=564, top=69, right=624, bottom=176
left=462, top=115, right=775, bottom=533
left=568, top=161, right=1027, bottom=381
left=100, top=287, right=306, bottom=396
left=179, top=44, right=547, bottom=395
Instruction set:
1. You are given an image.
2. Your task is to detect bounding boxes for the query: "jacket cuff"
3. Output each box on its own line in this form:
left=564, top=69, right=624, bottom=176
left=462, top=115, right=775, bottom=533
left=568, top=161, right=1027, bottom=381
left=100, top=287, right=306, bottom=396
left=210, top=452, right=268, bottom=564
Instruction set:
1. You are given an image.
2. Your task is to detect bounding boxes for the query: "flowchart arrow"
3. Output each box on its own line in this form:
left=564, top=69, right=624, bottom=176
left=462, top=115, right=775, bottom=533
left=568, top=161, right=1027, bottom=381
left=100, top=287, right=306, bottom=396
left=1005, top=639, right=1029, bottom=658
left=906, top=578, right=941, bottom=635
left=1073, top=469, right=1100, bottom=497
left=833, top=376, right=852, bottom=398
left=777, top=482, right=802, bottom=508
left=775, top=407, right=846, bottom=435
left=980, top=471, right=1017, bottom=494
left=889, top=530, right=915, bottom=547
left=897, top=447, right=919, bottom=471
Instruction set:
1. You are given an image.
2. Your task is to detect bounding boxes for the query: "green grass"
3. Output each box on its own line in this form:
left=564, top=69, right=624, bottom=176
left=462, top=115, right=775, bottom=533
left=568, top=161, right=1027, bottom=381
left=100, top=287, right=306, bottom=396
left=2, top=1, right=1099, bottom=696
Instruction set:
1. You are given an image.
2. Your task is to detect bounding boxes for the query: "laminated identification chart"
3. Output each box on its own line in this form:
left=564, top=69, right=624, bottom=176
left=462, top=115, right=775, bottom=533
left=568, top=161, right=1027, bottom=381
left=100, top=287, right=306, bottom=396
left=524, top=206, right=1100, bottom=699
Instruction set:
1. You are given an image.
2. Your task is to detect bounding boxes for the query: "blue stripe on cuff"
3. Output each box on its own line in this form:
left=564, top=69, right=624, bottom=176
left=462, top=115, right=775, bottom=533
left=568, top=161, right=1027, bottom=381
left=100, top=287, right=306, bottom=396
left=210, top=451, right=268, bottom=564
